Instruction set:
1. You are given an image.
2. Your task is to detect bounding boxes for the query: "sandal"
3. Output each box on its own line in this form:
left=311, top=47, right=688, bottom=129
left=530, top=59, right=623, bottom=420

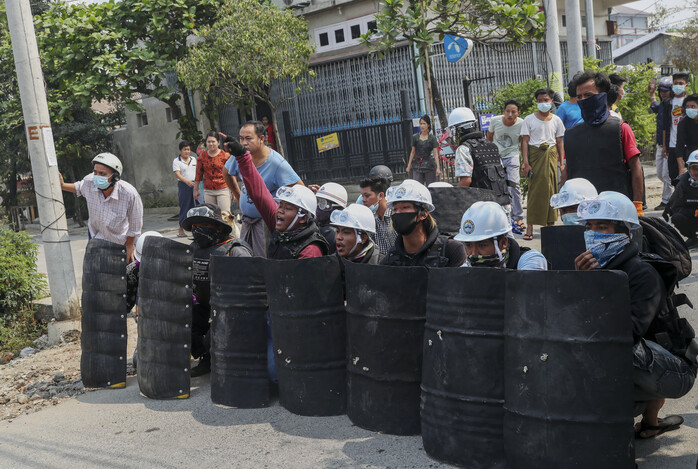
left=523, top=233, right=534, bottom=241
left=634, top=415, right=683, bottom=439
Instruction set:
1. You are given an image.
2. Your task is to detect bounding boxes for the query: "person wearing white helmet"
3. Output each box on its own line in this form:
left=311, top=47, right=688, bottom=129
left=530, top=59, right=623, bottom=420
left=225, top=138, right=328, bottom=259
left=380, top=179, right=465, bottom=267
left=310, top=182, right=348, bottom=255
left=448, top=107, right=510, bottom=209
left=663, top=149, right=698, bottom=249
left=649, top=76, right=675, bottom=209
left=455, top=201, right=547, bottom=270
left=427, top=181, right=453, bottom=188
left=60, top=152, right=143, bottom=262
left=331, top=204, right=380, bottom=264
left=549, top=178, right=598, bottom=225
left=575, top=191, right=696, bottom=439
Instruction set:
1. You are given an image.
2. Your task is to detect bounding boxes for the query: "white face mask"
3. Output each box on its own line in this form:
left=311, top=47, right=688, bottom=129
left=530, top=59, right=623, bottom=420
left=537, top=102, right=552, bottom=112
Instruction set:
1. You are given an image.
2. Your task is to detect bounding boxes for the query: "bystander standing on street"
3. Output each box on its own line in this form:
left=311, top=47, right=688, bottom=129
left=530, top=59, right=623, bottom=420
left=172, top=140, right=197, bottom=237
left=649, top=76, right=675, bottom=210
left=406, top=114, right=440, bottom=186
left=556, top=79, right=584, bottom=129
left=664, top=73, right=691, bottom=179
left=194, top=131, right=232, bottom=212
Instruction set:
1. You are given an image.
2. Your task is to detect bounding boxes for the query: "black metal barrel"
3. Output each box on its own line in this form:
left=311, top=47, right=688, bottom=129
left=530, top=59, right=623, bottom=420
left=421, top=267, right=507, bottom=468
left=209, top=256, right=269, bottom=408
left=137, top=237, right=193, bottom=399
left=503, top=270, right=635, bottom=468
left=80, top=239, right=128, bottom=388
left=265, top=256, right=346, bottom=416
left=345, top=263, right=428, bottom=435
left=540, top=225, right=586, bottom=270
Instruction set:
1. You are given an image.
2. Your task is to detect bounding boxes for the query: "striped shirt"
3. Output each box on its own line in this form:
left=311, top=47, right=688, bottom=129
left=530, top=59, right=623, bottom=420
left=75, top=174, right=143, bottom=245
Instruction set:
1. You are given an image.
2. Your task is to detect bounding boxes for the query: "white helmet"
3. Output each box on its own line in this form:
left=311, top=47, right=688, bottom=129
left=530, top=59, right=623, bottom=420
left=454, top=201, right=511, bottom=242
left=316, top=182, right=348, bottom=209
left=275, top=185, right=317, bottom=215
left=330, top=203, right=376, bottom=234
left=550, top=178, right=598, bottom=209
left=687, top=149, right=698, bottom=166
left=577, top=191, right=640, bottom=229
left=385, top=179, right=435, bottom=212
left=447, top=107, right=477, bottom=130
left=134, top=231, right=163, bottom=262
left=92, top=152, right=123, bottom=175
left=428, top=181, right=453, bottom=188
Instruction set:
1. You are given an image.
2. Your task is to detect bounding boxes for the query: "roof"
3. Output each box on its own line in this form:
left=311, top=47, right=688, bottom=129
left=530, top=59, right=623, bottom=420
left=612, top=30, right=680, bottom=60
left=610, top=6, right=650, bottom=16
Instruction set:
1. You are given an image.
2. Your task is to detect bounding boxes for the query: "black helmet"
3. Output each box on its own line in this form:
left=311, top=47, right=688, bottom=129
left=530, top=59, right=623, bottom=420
left=368, top=165, right=393, bottom=182
left=182, top=203, right=232, bottom=234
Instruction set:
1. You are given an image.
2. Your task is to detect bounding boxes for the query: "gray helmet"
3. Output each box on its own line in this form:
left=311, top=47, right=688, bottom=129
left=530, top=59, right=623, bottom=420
left=182, top=203, right=232, bottom=234
left=658, top=76, right=673, bottom=91
left=368, top=165, right=393, bottom=182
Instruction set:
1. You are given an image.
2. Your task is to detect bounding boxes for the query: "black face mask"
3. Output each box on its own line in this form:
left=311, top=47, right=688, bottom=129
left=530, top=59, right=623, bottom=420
left=315, top=207, right=333, bottom=225
left=192, top=226, right=223, bottom=248
left=578, top=92, right=609, bottom=126
left=392, top=212, right=421, bottom=235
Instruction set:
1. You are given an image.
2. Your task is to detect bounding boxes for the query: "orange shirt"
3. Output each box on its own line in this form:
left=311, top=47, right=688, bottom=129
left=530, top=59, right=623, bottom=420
left=195, top=150, right=230, bottom=190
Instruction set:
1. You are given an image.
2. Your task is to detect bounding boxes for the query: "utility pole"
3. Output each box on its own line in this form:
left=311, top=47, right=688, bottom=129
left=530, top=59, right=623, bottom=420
left=565, top=0, right=585, bottom=78
left=6, top=0, right=80, bottom=320
left=584, top=0, right=597, bottom=59
left=543, top=0, right=564, bottom=100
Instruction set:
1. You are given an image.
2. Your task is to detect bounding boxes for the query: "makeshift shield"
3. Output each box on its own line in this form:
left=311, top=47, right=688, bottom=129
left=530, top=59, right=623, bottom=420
left=429, top=186, right=499, bottom=236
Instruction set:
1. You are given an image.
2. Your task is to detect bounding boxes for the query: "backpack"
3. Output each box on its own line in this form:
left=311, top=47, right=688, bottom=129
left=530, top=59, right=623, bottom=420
left=640, top=216, right=692, bottom=281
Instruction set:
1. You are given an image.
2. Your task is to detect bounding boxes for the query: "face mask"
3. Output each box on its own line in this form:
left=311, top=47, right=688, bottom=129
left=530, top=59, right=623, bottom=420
left=561, top=213, right=583, bottom=226
left=686, top=108, right=698, bottom=119
left=673, top=85, right=686, bottom=95
left=689, top=174, right=698, bottom=187
left=537, top=102, right=552, bottom=113
left=578, top=92, right=609, bottom=126
left=392, top=212, right=420, bottom=235
left=467, top=248, right=509, bottom=268
left=93, top=175, right=111, bottom=190
left=192, top=226, right=223, bottom=248
left=315, top=207, right=333, bottom=225
left=368, top=202, right=379, bottom=213
left=583, top=230, right=629, bottom=268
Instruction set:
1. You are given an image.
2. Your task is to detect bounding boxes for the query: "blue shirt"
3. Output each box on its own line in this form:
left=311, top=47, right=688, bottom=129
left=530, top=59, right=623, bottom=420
left=556, top=101, right=583, bottom=129
left=224, top=149, right=300, bottom=218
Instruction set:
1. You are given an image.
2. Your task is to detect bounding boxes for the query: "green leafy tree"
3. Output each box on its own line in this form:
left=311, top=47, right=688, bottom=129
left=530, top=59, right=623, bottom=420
left=177, top=0, right=315, bottom=157
left=484, top=78, right=548, bottom=118
left=361, top=0, right=545, bottom=128
left=36, top=0, right=219, bottom=143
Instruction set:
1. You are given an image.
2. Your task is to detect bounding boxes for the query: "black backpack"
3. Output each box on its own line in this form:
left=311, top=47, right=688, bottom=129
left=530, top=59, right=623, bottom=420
left=640, top=216, right=692, bottom=281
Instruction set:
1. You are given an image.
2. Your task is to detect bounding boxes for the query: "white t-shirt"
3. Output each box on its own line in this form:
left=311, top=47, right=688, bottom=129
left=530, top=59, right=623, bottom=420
left=172, top=155, right=197, bottom=181
left=489, top=115, right=523, bottom=159
left=520, top=113, right=565, bottom=147
left=669, top=96, right=685, bottom=148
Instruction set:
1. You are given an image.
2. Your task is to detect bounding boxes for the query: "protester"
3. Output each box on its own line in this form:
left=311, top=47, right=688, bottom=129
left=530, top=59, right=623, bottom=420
left=664, top=73, right=691, bottom=179
left=223, top=121, right=303, bottom=257
left=520, top=88, right=565, bottom=240
left=59, top=152, right=143, bottom=263
left=555, top=79, right=584, bottom=129
left=486, top=99, right=525, bottom=231
left=609, top=73, right=627, bottom=118
left=455, top=201, right=547, bottom=270
left=607, top=85, right=622, bottom=119
left=575, top=191, right=696, bottom=440
left=676, top=94, right=698, bottom=164
left=182, top=204, right=253, bottom=377
left=663, top=150, right=698, bottom=249
left=194, top=131, right=232, bottom=212
left=172, top=140, right=197, bottom=237
left=225, top=137, right=328, bottom=259
left=450, top=107, right=510, bottom=204
left=360, top=167, right=398, bottom=256
left=331, top=203, right=380, bottom=264
left=261, top=116, right=276, bottom=151
left=312, top=182, right=348, bottom=255
left=380, top=179, right=465, bottom=267
left=649, top=76, right=675, bottom=209
left=549, top=178, right=598, bottom=225
left=406, top=114, right=440, bottom=186
left=563, top=71, right=644, bottom=215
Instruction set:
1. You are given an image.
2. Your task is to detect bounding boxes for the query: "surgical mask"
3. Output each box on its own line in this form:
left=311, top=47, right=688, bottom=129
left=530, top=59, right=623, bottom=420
left=93, top=175, right=111, bottom=190
left=578, top=93, right=609, bottom=126
left=673, top=84, right=686, bottom=95
left=561, top=213, right=583, bottom=226
left=368, top=202, right=379, bottom=213
left=537, top=102, right=552, bottom=113
left=391, top=212, right=420, bottom=235
left=583, top=230, right=629, bottom=268
left=192, top=226, right=223, bottom=248
left=686, top=108, right=698, bottom=119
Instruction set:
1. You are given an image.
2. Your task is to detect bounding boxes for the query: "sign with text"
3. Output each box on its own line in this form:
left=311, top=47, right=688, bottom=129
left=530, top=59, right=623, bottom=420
left=479, top=113, right=495, bottom=132
left=317, top=133, right=340, bottom=153
left=444, top=35, right=473, bottom=63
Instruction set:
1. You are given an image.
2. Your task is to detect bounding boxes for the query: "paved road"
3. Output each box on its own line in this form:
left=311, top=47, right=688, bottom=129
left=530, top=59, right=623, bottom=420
left=6, top=168, right=696, bottom=469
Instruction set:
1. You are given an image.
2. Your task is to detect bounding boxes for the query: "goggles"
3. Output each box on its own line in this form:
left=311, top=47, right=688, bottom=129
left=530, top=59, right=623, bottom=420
left=577, top=199, right=621, bottom=221
left=186, top=205, right=216, bottom=218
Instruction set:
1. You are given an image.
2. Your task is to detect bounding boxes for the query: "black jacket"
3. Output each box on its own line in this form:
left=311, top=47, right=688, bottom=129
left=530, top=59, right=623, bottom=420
left=606, top=243, right=665, bottom=343
left=381, top=225, right=465, bottom=267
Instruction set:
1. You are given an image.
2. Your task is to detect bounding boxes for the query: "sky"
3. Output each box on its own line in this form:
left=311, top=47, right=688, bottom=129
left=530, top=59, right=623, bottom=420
left=625, top=0, right=694, bottom=29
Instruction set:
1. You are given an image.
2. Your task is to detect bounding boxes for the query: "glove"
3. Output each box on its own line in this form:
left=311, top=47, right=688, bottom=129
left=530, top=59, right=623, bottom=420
left=633, top=201, right=645, bottom=217
left=224, top=137, right=247, bottom=157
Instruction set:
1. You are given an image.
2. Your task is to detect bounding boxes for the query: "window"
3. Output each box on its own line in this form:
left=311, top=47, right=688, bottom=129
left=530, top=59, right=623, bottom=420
left=319, top=32, right=329, bottom=47
left=137, top=112, right=148, bottom=127
left=350, top=24, right=361, bottom=39
left=313, top=15, right=377, bottom=52
left=367, top=20, right=377, bottom=33
left=165, top=107, right=177, bottom=122
left=335, top=29, right=345, bottom=43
